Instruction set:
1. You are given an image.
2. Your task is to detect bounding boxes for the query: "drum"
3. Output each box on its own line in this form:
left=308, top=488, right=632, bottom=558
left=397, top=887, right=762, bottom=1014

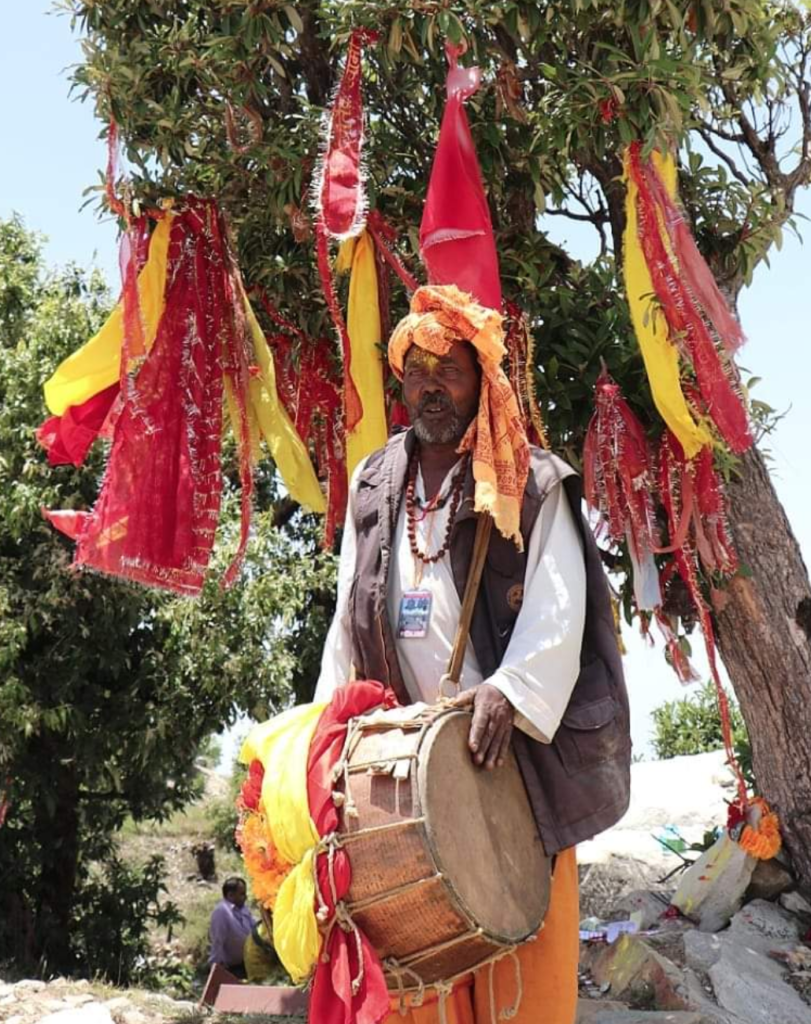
left=334, top=705, right=551, bottom=989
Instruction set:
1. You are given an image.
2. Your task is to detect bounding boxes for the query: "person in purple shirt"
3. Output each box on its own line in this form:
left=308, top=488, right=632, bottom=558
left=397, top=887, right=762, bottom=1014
left=208, top=876, right=256, bottom=978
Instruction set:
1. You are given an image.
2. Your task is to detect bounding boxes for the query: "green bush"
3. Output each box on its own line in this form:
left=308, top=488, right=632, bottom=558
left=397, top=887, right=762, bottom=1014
left=71, top=854, right=182, bottom=985
left=651, top=681, right=755, bottom=791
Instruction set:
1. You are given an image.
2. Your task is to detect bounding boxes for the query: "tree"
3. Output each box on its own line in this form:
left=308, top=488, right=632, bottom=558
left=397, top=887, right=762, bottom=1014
left=0, top=215, right=336, bottom=973
left=62, top=1, right=811, bottom=885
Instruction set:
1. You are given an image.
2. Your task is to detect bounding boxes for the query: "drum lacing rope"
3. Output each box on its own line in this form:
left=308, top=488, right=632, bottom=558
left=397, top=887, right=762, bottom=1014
left=312, top=830, right=366, bottom=995
left=384, top=959, right=426, bottom=1017
left=384, top=941, right=527, bottom=1024
left=331, top=719, right=364, bottom=819
left=488, top=950, right=524, bottom=1022
left=435, top=980, right=455, bottom=1024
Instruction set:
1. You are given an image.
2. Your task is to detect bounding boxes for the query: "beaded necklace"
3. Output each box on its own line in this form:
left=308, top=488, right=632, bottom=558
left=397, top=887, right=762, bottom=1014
left=405, top=450, right=468, bottom=569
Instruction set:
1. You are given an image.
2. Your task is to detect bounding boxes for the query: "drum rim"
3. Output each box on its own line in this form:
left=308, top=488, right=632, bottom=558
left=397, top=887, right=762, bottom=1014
left=415, top=707, right=551, bottom=947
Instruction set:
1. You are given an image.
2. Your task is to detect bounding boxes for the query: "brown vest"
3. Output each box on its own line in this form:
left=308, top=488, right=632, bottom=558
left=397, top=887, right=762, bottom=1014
left=349, top=429, right=632, bottom=855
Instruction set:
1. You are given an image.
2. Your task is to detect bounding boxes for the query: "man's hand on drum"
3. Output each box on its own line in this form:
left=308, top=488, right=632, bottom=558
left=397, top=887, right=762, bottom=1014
left=454, top=684, right=513, bottom=770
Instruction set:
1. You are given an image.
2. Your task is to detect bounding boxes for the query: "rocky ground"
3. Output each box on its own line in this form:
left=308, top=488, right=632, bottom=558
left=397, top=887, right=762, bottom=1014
left=4, top=751, right=811, bottom=1023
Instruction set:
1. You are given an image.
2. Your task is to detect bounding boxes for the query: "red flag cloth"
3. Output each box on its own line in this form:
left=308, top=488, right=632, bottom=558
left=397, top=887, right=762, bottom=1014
left=420, top=42, right=502, bottom=310
left=307, top=681, right=394, bottom=1024
left=53, top=200, right=253, bottom=594
left=36, top=384, right=119, bottom=467
left=41, top=508, right=90, bottom=542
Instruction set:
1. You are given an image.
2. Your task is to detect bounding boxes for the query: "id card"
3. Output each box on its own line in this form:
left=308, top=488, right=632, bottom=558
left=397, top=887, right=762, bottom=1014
left=397, top=590, right=433, bottom=639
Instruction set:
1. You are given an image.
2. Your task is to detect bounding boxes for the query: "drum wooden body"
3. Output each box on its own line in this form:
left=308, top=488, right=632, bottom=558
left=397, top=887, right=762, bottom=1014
left=337, top=707, right=550, bottom=988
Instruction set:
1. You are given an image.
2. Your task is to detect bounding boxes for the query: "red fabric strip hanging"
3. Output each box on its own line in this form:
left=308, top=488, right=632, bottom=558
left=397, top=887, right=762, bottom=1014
left=307, top=681, right=394, bottom=1024
left=315, top=30, right=378, bottom=240
left=37, top=383, right=120, bottom=467
left=627, top=144, right=751, bottom=454
left=47, top=200, right=254, bottom=595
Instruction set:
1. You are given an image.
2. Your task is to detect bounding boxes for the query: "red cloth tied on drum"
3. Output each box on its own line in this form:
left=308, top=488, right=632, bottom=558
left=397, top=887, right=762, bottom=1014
left=307, top=681, right=394, bottom=1024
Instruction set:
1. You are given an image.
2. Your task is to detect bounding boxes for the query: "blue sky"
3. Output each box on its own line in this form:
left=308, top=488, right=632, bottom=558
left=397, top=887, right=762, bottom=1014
left=2, top=4, right=808, bottom=755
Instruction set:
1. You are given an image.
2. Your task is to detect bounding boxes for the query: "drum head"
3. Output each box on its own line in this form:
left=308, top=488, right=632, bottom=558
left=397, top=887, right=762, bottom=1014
left=418, top=710, right=550, bottom=944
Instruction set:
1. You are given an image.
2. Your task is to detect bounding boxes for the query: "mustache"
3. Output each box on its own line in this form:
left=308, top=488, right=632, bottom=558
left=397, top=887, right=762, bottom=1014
left=417, top=392, right=453, bottom=414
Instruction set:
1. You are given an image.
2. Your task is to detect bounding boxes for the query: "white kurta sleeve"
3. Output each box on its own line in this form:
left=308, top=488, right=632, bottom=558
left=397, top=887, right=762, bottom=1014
left=485, top=482, right=587, bottom=743
left=313, top=461, right=366, bottom=703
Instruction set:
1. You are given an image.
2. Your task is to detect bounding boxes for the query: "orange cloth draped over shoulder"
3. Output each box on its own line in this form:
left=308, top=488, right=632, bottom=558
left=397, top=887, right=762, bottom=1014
left=385, top=847, right=579, bottom=1024
left=388, top=284, right=530, bottom=550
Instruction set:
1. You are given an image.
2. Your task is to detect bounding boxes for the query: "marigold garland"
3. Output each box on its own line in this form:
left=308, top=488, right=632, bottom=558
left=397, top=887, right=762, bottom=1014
left=735, top=796, right=782, bottom=861
left=236, top=811, right=293, bottom=911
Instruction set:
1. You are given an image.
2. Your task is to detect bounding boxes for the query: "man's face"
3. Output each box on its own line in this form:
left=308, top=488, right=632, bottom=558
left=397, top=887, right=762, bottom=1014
left=402, top=340, right=480, bottom=446
left=228, top=883, right=247, bottom=907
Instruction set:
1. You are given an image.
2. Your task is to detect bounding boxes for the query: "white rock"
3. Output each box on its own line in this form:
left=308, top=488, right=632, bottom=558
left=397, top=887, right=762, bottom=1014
left=63, top=994, right=96, bottom=1007
left=672, top=833, right=757, bottom=932
left=779, top=890, right=811, bottom=917
left=710, top=938, right=811, bottom=1024
left=101, top=996, right=132, bottom=1011
left=683, top=930, right=725, bottom=974
left=13, top=980, right=47, bottom=993
left=729, top=898, right=802, bottom=948
left=36, top=1005, right=114, bottom=1024
left=119, top=1010, right=149, bottom=1024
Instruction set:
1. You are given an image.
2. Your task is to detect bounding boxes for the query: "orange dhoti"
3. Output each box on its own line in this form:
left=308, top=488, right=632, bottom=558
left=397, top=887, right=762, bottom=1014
left=385, top=847, right=579, bottom=1024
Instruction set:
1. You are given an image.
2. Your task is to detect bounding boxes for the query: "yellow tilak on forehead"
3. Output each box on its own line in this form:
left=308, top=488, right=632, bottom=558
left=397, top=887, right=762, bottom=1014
left=407, top=347, right=442, bottom=372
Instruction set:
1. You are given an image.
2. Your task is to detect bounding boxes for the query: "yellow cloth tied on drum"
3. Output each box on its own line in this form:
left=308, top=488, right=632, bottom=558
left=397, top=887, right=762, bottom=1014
left=43, top=213, right=174, bottom=415
left=622, top=149, right=712, bottom=459
left=239, top=702, right=327, bottom=983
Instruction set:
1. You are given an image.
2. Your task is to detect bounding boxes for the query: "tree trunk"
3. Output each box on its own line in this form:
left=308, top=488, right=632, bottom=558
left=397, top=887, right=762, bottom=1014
left=715, top=445, right=811, bottom=891
left=33, top=740, right=80, bottom=973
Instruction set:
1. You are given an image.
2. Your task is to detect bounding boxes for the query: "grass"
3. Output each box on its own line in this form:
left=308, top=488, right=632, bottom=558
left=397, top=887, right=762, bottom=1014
left=119, top=800, right=219, bottom=840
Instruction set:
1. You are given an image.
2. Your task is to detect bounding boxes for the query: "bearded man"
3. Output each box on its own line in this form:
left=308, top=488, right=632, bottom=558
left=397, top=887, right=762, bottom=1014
left=315, top=284, right=631, bottom=1024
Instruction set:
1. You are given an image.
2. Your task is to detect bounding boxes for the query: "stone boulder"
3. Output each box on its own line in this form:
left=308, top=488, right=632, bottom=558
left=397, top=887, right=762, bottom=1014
left=672, top=834, right=757, bottom=933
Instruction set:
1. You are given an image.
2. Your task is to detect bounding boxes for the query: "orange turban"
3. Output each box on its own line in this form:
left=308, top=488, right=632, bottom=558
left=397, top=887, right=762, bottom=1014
left=389, top=284, right=530, bottom=549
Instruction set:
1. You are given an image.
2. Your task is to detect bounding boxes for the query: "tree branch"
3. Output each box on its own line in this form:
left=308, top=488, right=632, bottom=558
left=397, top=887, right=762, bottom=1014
left=695, top=126, right=752, bottom=186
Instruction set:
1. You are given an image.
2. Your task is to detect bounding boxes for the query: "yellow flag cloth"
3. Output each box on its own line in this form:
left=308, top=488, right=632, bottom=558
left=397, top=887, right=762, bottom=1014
left=273, top=849, right=321, bottom=983
left=622, top=149, right=711, bottom=458
left=342, top=231, right=389, bottom=481
left=43, top=214, right=173, bottom=415
left=240, top=293, right=326, bottom=514
left=239, top=702, right=327, bottom=982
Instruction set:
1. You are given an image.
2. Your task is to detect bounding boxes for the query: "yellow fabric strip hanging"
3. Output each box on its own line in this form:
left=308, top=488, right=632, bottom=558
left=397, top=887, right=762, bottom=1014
left=240, top=292, right=327, bottom=514
left=239, top=701, right=327, bottom=982
left=43, top=214, right=174, bottom=415
left=341, top=230, right=389, bottom=480
left=622, top=149, right=711, bottom=459
left=272, top=848, right=321, bottom=983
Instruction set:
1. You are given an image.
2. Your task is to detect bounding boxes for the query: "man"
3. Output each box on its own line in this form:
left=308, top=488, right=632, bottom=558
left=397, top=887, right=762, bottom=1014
left=208, top=876, right=255, bottom=980
left=316, top=284, right=631, bottom=1024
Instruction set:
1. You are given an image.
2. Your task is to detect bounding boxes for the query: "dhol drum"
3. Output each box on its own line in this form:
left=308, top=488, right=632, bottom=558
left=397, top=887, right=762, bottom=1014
left=332, top=704, right=551, bottom=991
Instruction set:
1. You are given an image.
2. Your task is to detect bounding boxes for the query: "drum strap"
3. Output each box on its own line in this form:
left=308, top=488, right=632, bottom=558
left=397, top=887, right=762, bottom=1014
left=444, top=513, right=493, bottom=690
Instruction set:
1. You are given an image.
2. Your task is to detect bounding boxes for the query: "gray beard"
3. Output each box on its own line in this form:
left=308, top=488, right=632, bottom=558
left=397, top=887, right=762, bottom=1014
left=412, top=412, right=467, bottom=445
